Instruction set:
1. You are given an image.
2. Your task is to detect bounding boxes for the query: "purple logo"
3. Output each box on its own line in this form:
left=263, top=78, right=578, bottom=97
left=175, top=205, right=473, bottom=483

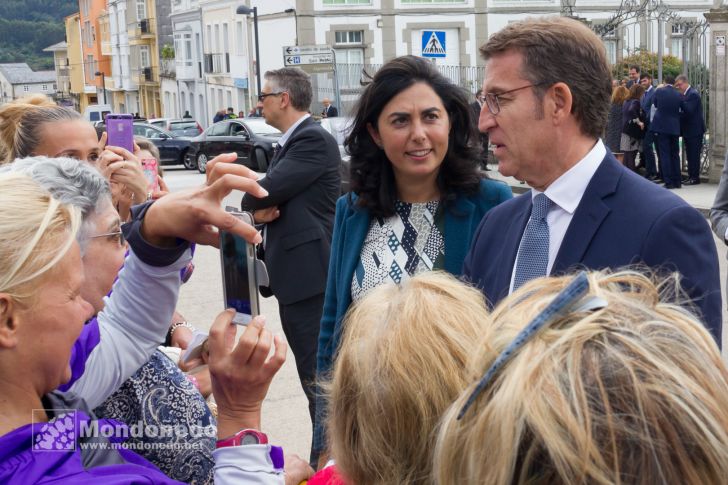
left=32, top=410, right=77, bottom=452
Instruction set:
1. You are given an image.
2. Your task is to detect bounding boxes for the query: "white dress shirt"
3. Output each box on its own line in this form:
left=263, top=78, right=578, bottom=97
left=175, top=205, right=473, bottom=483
left=277, top=113, right=310, bottom=149
left=509, top=139, right=607, bottom=293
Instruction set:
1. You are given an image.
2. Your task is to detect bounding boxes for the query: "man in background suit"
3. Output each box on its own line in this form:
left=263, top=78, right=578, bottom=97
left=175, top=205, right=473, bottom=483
left=639, top=73, right=659, bottom=180
left=321, top=97, right=338, bottom=118
left=651, top=75, right=683, bottom=189
left=675, top=74, right=705, bottom=185
left=470, top=89, right=489, bottom=169
left=241, top=67, right=342, bottom=463
left=465, top=17, right=721, bottom=345
left=710, top=152, right=728, bottom=304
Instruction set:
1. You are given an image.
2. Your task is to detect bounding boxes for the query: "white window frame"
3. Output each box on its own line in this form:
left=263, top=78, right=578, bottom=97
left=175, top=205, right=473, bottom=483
left=136, top=0, right=147, bottom=20
left=139, top=45, right=151, bottom=68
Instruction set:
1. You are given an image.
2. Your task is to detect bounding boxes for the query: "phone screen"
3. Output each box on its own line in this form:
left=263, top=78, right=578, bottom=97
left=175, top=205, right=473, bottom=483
left=220, top=227, right=258, bottom=325
left=141, top=158, right=160, bottom=192
left=106, top=114, right=134, bottom=152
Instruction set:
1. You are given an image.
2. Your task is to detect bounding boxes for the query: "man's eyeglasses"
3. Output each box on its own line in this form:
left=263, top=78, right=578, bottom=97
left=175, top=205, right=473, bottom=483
left=90, top=230, right=125, bottom=246
left=457, top=271, right=607, bottom=420
left=257, top=91, right=285, bottom=102
left=483, top=82, right=549, bottom=116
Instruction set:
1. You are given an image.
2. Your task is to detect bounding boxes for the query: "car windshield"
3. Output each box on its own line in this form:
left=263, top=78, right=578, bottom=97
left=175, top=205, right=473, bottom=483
left=321, top=118, right=353, bottom=145
left=245, top=120, right=282, bottom=136
left=170, top=121, right=198, bottom=130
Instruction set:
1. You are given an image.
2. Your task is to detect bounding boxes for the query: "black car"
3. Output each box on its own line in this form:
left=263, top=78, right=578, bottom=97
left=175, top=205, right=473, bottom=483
left=186, top=119, right=282, bottom=173
left=95, top=122, right=196, bottom=170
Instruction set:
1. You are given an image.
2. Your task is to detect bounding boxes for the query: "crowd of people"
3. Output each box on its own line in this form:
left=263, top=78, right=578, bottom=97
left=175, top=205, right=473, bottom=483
left=604, top=64, right=706, bottom=188
left=0, top=14, right=727, bottom=485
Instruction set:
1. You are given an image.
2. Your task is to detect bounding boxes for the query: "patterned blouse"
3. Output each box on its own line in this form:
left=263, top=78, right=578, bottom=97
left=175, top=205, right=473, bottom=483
left=352, top=200, right=445, bottom=301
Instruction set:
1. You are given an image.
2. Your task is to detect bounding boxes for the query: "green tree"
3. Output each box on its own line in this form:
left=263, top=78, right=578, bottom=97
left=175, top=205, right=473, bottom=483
left=613, top=50, right=683, bottom=80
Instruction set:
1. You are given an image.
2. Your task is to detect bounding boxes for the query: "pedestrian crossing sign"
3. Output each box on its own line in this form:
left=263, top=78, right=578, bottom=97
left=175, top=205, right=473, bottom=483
left=422, top=31, right=446, bottom=58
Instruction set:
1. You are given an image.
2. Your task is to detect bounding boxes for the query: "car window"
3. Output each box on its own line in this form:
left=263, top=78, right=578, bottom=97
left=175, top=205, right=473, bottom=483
left=210, top=123, right=229, bottom=136
left=147, top=127, right=166, bottom=139
left=133, top=125, right=146, bottom=136
left=231, top=123, right=249, bottom=137
left=170, top=121, right=198, bottom=130
left=245, top=120, right=281, bottom=136
left=150, top=120, right=165, bottom=128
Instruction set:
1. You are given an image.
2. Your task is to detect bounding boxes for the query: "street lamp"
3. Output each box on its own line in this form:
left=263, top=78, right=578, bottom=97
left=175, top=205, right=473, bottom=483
left=284, top=8, right=298, bottom=46
left=94, top=71, right=106, bottom=105
left=237, top=5, right=261, bottom=96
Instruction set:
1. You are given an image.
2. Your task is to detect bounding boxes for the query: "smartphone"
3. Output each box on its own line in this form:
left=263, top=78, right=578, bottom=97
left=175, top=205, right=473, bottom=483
left=141, top=158, right=160, bottom=192
left=105, top=114, right=134, bottom=152
left=220, top=209, right=268, bottom=325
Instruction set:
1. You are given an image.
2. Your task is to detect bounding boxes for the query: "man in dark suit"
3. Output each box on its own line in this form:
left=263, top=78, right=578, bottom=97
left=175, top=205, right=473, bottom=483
left=675, top=74, right=705, bottom=185
left=241, top=67, right=341, bottom=460
left=321, top=97, right=338, bottom=118
left=465, top=17, right=721, bottom=345
left=651, top=76, right=683, bottom=189
left=639, top=73, right=659, bottom=180
left=626, top=64, right=640, bottom=88
left=470, top=89, right=489, bottom=169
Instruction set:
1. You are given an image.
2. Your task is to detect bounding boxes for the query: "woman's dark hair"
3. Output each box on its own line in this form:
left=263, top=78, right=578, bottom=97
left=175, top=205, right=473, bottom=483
left=347, top=55, right=482, bottom=218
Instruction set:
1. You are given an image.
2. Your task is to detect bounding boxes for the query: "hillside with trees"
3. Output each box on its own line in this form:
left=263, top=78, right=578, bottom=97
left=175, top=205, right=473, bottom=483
left=0, top=0, right=78, bottom=71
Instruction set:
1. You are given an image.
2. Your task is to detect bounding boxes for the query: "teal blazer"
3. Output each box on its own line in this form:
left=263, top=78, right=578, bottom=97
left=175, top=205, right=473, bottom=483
left=313, top=178, right=512, bottom=450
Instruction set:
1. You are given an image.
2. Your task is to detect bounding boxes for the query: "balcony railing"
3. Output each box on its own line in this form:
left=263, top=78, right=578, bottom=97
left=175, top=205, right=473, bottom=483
left=175, top=59, right=196, bottom=80
left=143, top=67, right=153, bottom=82
left=134, top=18, right=155, bottom=37
left=203, top=53, right=230, bottom=74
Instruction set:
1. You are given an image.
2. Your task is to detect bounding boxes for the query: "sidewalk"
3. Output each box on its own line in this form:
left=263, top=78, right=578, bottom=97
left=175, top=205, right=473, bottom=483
left=487, top=168, right=719, bottom=217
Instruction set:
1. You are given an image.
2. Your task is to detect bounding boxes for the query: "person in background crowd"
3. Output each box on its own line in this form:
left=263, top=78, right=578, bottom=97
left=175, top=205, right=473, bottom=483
left=627, top=64, right=640, bottom=87
left=308, top=272, right=489, bottom=484
left=238, top=110, right=245, bottom=119
left=321, top=97, right=338, bottom=118
left=249, top=106, right=263, bottom=117
left=0, top=159, right=287, bottom=484
left=225, top=107, right=237, bottom=119
left=463, top=16, right=721, bottom=344
left=314, top=55, right=512, bottom=467
left=240, top=67, right=342, bottom=466
left=183, top=110, right=192, bottom=119
left=651, top=75, right=683, bottom=189
left=434, top=270, right=728, bottom=484
left=213, top=109, right=225, bottom=123
left=470, top=89, right=490, bottom=170
left=620, top=83, right=645, bottom=172
left=639, top=72, right=659, bottom=181
left=675, top=74, right=705, bottom=185
left=605, top=85, right=629, bottom=159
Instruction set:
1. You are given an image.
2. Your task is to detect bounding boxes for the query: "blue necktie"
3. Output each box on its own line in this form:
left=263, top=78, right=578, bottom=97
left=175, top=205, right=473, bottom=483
left=513, top=194, right=553, bottom=291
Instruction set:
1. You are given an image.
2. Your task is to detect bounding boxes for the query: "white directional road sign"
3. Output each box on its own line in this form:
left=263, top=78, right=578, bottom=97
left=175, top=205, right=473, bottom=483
left=284, top=53, right=333, bottom=66
left=283, top=45, right=332, bottom=57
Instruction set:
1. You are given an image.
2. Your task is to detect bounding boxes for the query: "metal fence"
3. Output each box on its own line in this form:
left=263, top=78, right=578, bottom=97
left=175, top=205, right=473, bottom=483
left=311, top=62, right=486, bottom=117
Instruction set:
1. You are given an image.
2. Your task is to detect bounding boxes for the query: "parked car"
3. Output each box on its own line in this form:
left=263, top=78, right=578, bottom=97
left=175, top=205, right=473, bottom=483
left=148, top=117, right=203, bottom=137
left=319, top=117, right=352, bottom=193
left=95, top=122, right=196, bottom=169
left=186, top=118, right=282, bottom=173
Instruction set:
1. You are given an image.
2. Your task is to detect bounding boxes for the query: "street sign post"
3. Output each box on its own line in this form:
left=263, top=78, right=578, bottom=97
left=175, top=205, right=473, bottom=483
left=282, top=44, right=340, bottom=112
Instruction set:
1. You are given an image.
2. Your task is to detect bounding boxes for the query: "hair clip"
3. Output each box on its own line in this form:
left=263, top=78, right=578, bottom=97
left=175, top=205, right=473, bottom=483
left=457, top=271, right=606, bottom=420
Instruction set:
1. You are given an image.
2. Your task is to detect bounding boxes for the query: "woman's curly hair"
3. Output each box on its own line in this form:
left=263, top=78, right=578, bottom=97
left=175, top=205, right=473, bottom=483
left=347, top=56, right=483, bottom=218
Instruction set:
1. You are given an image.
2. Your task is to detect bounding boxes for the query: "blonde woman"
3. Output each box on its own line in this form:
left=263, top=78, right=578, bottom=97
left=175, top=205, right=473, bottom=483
left=313, top=271, right=489, bottom=484
left=434, top=270, right=728, bottom=484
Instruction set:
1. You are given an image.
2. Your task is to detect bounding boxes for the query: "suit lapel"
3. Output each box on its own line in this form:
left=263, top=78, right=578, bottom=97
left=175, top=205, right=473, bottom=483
left=267, top=117, right=313, bottom=173
left=551, top=154, right=621, bottom=274
left=443, top=196, right=476, bottom=274
left=493, top=193, right=532, bottom=299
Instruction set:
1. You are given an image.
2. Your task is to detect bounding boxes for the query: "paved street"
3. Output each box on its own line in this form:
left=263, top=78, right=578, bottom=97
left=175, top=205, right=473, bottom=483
left=163, top=164, right=728, bottom=458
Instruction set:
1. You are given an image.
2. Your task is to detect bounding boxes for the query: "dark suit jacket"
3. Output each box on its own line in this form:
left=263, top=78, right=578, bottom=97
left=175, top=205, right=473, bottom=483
left=640, top=85, right=655, bottom=128
left=322, top=105, right=338, bottom=118
left=241, top=117, right=342, bottom=305
left=464, top=152, right=722, bottom=345
left=651, top=85, right=682, bottom=136
left=680, top=86, right=706, bottom=138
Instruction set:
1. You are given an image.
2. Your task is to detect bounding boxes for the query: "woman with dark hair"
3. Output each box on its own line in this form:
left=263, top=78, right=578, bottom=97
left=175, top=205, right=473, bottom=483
left=313, top=55, right=512, bottom=463
left=620, top=83, right=646, bottom=172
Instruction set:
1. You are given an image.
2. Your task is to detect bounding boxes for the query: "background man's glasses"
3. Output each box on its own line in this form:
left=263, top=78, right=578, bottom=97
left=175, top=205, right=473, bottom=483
left=257, top=92, right=285, bottom=102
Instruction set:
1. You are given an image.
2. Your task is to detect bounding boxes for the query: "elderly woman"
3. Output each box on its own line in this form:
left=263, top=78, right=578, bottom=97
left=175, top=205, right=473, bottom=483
left=0, top=157, right=286, bottom=483
left=314, top=55, right=512, bottom=461
left=434, top=270, right=728, bottom=483
left=4, top=157, right=214, bottom=482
